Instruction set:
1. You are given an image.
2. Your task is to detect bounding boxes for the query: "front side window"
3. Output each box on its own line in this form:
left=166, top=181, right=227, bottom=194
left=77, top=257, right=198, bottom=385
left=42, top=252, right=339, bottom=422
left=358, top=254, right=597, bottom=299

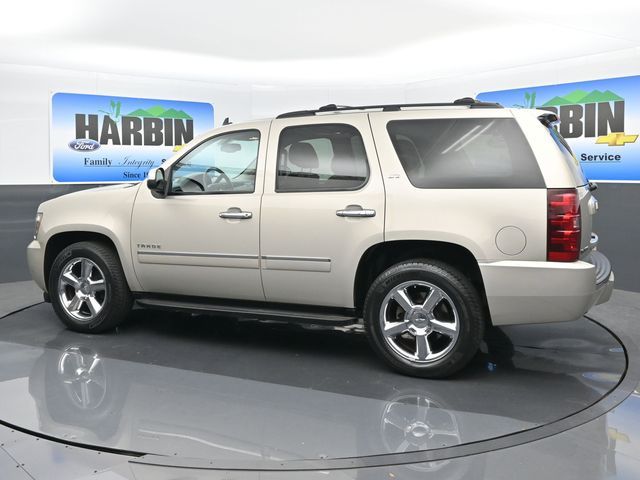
left=170, top=130, right=260, bottom=194
left=387, top=118, right=544, bottom=189
left=276, top=124, right=369, bottom=192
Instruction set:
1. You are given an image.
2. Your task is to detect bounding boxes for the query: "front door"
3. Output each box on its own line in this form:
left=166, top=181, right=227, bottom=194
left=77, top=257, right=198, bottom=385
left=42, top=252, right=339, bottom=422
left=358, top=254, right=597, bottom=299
left=260, top=114, right=385, bottom=308
left=131, top=123, right=268, bottom=301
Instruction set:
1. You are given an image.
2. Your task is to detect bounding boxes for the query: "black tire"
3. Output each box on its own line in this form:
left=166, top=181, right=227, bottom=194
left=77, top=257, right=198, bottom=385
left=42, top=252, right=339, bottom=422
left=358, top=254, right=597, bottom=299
left=48, top=241, right=132, bottom=333
left=363, top=259, right=485, bottom=378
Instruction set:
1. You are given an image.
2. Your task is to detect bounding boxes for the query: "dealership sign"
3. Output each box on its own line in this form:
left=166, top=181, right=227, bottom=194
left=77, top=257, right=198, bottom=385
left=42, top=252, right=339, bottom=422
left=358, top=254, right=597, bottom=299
left=477, top=75, right=640, bottom=182
left=51, top=93, right=214, bottom=183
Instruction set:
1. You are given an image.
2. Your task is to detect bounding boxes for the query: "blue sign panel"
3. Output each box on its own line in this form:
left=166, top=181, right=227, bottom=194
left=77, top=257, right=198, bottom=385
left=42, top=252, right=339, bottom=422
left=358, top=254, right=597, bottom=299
left=478, top=75, right=640, bottom=182
left=51, top=93, right=214, bottom=183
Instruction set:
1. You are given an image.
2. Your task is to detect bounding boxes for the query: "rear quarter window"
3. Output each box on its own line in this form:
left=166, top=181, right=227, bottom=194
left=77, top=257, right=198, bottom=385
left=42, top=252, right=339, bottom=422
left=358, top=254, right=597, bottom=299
left=386, top=118, right=545, bottom=189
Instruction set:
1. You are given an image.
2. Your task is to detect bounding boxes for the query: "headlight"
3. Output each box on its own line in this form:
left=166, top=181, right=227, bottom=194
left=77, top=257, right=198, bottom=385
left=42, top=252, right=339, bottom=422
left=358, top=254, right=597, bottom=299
left=34, top=212, right=43, bottom=239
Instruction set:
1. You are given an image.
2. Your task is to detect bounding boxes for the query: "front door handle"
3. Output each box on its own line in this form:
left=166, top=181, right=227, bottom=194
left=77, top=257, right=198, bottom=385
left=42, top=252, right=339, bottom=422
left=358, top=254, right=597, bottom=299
left=219, top=207, right=252, bottom=220
left=336, top=205, right=376, bottom=218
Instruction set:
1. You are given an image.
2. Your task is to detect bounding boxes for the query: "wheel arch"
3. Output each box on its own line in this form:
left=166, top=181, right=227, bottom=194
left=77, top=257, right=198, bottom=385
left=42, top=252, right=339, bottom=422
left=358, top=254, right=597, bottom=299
left=353, top=240, right=491, bottom=323
left=43, top=230, right=138, bottom=292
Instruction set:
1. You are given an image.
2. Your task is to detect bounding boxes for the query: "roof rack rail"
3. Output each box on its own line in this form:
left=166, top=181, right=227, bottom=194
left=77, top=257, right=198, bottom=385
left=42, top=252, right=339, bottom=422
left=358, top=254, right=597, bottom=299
left=276, top=97, right=502, bottom=119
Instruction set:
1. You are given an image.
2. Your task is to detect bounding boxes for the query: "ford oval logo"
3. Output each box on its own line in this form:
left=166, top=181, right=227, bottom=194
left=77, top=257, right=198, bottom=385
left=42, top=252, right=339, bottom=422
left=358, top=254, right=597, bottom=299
left=68, top=139, right=100, bottom=151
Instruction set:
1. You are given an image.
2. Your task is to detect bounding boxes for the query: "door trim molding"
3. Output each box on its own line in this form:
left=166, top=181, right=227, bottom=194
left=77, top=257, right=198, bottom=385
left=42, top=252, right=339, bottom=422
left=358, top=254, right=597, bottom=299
left=260, top=255, right=330, bottom=263
left=137, top=250, right=331, bottom=272
left=137, top=250, right=259, bottom=260
left=137, top=251, right=330, bottom=263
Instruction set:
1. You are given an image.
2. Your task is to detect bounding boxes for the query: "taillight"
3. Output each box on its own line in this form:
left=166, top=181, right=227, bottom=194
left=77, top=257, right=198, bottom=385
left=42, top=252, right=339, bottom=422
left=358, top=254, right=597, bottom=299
left=547, top=188, right=581, bottom=262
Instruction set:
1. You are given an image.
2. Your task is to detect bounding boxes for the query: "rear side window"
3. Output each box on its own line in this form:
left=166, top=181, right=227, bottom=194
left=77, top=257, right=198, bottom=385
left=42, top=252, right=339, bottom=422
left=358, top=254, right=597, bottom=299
left=276, top=124, right=369, bottom=192
left=387, top=118, right=544, bottom=189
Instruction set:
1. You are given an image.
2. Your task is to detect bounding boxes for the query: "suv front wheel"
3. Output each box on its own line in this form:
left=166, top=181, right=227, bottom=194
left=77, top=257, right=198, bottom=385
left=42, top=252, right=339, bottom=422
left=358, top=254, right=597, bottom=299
left=364, top=260, right=485, bottom=378
left=49, top=241, right=133, bottom=333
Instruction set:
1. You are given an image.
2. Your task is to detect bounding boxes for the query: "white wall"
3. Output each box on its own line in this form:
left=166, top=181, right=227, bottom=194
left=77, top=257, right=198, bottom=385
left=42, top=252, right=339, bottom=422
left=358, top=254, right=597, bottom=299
left=0, top=64, right=253, bottom=185
left=2, top=46, right=640, bottom=185
left=406, top=47, right=640, bottom=102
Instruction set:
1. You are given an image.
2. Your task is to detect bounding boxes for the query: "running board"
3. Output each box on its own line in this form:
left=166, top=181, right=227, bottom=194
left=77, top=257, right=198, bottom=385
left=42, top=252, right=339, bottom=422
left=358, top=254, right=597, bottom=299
left=134, top=295, right=359, bottom=326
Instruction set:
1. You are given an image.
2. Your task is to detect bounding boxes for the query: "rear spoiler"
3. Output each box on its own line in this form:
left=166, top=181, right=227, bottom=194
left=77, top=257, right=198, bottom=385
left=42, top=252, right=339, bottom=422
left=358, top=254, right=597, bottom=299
left=537, top=112, right=559, bottom=127
left=538, top=111, right=571, bottom=151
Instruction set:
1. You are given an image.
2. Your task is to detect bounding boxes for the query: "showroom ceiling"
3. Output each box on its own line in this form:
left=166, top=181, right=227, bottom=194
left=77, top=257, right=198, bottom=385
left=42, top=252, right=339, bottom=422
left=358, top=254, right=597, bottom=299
left=1, top=0, right=640, bottom=85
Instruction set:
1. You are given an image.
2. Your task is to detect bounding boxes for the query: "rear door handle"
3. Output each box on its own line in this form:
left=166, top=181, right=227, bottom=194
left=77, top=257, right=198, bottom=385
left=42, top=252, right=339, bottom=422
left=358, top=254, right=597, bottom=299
left=219, top=207, right=252, bottom=220
left=336, top=205, right=376, bottom=218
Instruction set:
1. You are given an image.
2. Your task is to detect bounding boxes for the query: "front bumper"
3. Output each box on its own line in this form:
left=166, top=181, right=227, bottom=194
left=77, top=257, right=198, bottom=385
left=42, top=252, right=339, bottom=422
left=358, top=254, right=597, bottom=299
left=27, top=239, right=46, bottom=292
left=479, top=251, right=614, bottom=326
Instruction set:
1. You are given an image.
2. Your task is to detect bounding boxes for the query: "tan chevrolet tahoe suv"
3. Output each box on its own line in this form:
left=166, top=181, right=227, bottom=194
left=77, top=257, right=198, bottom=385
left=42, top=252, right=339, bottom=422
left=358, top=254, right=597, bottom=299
left=27, top=98, right=614, bottom=378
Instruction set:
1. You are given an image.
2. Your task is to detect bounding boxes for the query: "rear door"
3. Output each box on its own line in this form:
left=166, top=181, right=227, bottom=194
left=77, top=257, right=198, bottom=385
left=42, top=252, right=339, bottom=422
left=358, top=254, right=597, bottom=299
left=259, top=114, right=385, bottom=308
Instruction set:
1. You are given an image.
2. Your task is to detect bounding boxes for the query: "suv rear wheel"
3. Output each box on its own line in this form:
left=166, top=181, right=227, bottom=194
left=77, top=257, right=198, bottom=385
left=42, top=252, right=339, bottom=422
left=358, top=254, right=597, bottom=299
left=49, top=241, right=133, bottom=333
left=364, top=260, right=484, bottom=378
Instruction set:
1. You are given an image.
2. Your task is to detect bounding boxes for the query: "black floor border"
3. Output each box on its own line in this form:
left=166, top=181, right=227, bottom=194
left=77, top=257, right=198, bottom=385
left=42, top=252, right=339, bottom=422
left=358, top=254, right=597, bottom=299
left=0, top=301, right=44, bottom=320
left=0, top=302, right=636, bottom=471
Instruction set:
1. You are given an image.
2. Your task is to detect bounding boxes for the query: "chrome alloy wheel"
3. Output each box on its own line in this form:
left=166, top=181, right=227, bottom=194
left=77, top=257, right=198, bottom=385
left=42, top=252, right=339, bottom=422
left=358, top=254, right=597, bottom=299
left=379, top=281, right=459, bottom=363
left=57, top=258, right=107, bottom=322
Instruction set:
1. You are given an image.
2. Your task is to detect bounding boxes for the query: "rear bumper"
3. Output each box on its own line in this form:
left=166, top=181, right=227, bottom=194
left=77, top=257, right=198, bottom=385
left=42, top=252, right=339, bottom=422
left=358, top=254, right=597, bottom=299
left=587, top=250, right=614, bottom=307
left=479, top=251, right=614, bottom=326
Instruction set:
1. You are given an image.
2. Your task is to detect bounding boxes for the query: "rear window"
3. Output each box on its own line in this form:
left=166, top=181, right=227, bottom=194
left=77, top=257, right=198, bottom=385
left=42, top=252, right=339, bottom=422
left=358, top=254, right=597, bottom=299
left=546, top=125, right=588, bottom=186
left=386, top=118, right=544, bottom=189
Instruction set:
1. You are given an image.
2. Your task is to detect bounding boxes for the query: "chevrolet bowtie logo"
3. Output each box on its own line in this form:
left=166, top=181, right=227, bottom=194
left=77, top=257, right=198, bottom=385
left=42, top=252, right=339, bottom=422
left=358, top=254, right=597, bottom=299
left=596, top=132, right=639, bottom=146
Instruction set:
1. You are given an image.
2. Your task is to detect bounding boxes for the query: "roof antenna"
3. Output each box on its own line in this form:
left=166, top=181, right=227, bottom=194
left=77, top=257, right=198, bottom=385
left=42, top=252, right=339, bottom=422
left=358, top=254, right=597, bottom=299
left=222, top=117, right=232, bottom=125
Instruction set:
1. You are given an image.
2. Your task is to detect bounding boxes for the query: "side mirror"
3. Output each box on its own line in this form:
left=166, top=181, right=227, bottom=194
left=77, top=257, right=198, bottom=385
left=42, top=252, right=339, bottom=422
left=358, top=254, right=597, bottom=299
left=147, top=168, right=167, bottom=198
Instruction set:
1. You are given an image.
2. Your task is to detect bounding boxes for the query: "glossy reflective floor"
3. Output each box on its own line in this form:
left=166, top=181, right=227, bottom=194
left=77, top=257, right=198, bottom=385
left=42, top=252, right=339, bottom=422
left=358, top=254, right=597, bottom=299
left=0, top=300, right=628, bottom=466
